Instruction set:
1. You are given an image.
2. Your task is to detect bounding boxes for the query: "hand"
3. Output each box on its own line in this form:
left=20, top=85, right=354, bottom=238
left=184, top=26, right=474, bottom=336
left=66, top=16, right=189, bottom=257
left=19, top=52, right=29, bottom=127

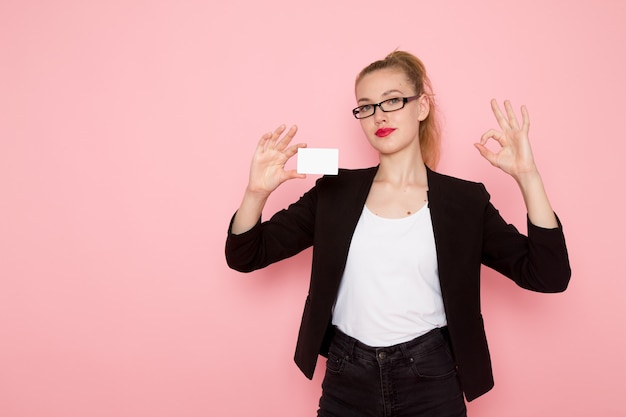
left=474, top=100, right=538, bottom=181
left=246, top=124, right=307, bottom=197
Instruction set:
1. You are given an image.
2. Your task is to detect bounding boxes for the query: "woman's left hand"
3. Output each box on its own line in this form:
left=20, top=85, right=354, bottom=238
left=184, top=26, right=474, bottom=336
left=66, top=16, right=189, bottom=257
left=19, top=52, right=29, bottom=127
left=475, top=99, right=538, bottom=181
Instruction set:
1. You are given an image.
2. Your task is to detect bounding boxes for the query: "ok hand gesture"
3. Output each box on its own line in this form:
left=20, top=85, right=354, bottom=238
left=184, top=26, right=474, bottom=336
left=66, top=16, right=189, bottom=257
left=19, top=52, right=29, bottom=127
left=474, top=100, right=558, bottom=228
left=474, top=100, right=538, bottom=181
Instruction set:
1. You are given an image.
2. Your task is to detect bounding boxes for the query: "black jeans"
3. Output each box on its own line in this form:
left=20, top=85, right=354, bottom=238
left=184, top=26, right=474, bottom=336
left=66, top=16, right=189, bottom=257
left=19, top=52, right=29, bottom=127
left=317, top=327, right=467, bottom=417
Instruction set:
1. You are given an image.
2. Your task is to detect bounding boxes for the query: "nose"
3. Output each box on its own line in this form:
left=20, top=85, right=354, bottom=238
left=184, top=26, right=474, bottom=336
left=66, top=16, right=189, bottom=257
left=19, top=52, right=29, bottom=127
left=372, top=105, right=387, bottom=124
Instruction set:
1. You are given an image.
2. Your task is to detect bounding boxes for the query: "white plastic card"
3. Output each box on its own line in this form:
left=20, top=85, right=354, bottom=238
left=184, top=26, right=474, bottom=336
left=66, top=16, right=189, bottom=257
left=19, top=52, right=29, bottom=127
left=297, top=148, right=339, bottom=175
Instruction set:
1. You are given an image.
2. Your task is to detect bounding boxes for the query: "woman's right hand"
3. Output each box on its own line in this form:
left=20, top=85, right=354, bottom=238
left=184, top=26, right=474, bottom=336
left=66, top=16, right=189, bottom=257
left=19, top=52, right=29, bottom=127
left=231, top=125, right=306, bottom=235
left=246, top=124, right=307, bottom=197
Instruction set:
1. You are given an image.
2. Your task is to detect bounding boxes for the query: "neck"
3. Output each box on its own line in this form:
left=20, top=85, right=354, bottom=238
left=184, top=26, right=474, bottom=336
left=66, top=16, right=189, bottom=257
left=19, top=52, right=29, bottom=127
left=376, top=150, right=428, bottom=186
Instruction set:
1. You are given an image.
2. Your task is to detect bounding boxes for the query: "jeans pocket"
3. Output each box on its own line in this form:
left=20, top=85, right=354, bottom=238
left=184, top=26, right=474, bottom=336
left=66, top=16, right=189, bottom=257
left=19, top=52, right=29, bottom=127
left=326, top=348, right=347, bottom=375
left=410, top=341, right=457, bottom=379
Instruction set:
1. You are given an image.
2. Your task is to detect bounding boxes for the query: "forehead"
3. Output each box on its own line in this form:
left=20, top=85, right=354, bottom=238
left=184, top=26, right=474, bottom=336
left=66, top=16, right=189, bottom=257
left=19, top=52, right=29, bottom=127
left=355, top=68, right=414, bottom=99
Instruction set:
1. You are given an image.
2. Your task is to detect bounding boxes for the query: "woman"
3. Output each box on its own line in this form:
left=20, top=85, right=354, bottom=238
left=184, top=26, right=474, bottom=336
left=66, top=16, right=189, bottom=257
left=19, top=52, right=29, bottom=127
left=225, top=51, right=570, bottom=416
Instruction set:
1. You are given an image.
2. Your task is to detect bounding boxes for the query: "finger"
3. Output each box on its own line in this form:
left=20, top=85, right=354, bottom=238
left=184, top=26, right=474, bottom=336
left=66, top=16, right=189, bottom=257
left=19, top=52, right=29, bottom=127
left=504, top=100, right=520, bottom=130
left=268, top=124, right=287, bottom=148
left=275, top=125, right=298, bottom=151
left=474, top=143, right=499, bottom=167
left=272, top=124, right=287, bottom=137
left=257, top=131, right=273, bottom=153
left=257, top=131, right=272, bottom=146
left=480, top=129, right=506, bottom=147
left=284, top=169, right=307, bottom=181
left=521, top=104, right=530, bottom=132
left=284, top=142, right=307, bottom=159
left=490, top=99, right=510, bottom=130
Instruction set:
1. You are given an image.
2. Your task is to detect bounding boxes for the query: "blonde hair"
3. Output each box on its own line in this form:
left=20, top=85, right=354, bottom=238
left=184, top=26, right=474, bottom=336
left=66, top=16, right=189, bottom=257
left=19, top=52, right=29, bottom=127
left=356, top=51, right=441, bottom=169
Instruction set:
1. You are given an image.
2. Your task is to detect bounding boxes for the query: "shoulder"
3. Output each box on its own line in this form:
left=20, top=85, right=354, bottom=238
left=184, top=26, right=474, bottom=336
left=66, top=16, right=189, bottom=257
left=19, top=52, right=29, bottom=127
left=316, top=166, right=378, bottom=189
left=427, top=168, right=490, bottom=202
left=307, top=167, right=378, bottom=207
left=427, top=167, right=482, bottom=187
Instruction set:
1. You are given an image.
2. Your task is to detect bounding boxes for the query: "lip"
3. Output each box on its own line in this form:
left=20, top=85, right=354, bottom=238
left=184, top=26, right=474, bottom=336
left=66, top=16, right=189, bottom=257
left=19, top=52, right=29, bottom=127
left=375, top=128, right=396, bottom=137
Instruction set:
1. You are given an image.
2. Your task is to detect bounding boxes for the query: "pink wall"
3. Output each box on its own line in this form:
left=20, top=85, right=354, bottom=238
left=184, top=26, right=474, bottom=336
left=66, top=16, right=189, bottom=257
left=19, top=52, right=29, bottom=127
left=1, top=0, right=625, bottom=415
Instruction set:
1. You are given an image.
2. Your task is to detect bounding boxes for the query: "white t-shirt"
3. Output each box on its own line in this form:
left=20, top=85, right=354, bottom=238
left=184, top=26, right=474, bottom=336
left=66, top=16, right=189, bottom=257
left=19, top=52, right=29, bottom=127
left=332, top=203, right=447, bottom=347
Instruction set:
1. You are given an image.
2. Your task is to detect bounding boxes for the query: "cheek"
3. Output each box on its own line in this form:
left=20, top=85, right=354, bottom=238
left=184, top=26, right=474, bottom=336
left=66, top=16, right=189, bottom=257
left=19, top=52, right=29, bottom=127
left=359, top=118, right=373, bottom=133
left=358, top=120, right=378, bottom=145
left=399, top=112, right=421, bottom=131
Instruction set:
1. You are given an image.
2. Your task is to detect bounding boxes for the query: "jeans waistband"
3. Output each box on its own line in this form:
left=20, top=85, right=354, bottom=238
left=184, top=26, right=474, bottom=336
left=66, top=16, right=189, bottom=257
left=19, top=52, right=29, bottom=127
left=330, top=326, right=450, bottom=361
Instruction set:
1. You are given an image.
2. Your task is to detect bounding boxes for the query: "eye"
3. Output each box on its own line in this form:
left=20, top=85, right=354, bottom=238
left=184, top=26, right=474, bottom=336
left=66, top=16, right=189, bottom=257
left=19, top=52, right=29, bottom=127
left=386, top=98, right=401, bottom=105
left=359, top=104, right=372, bottom=113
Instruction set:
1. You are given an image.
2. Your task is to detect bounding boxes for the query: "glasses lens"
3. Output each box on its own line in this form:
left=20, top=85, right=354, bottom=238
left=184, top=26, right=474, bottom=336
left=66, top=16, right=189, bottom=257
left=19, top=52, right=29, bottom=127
left=380, top=98, right=405, bottom=112
left=354, top=104, right=374, bottom=119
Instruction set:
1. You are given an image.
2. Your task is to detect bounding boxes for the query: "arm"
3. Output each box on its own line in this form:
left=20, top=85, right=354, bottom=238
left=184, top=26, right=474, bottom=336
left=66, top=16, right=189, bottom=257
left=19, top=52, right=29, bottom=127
left=474, top=100, right=557, bottom=228
left=231, top=124, right=307, bottom=234
left=475, top=100, right=570, bottom=291
left=481, top=195, right=571, bottom=293
left=226, top=186, right=317, bottom=272
left=226, top=124, right=314, bottom=272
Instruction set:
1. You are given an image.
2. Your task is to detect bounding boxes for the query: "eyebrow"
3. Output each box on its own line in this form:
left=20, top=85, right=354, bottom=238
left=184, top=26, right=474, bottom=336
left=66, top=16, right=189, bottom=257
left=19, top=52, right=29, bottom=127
left=357, top=89, right=405, bottom=104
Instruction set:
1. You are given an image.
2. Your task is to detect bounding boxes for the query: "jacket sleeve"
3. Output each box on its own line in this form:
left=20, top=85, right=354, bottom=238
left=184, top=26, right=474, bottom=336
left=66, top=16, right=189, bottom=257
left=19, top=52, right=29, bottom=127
left=480, top=186, right=571, bottom=293
left=225, top=185, right=317, bottom=273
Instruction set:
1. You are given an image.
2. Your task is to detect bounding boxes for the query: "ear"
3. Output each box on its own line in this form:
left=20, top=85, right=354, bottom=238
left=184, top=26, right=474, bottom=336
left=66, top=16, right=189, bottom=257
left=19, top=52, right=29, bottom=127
left=417, top=94, right=430, bottom=121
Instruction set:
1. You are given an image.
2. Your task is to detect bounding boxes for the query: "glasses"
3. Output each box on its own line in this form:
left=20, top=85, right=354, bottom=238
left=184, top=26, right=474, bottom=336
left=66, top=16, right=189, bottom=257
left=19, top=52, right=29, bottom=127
left=352, top=94, right=422, bottom=119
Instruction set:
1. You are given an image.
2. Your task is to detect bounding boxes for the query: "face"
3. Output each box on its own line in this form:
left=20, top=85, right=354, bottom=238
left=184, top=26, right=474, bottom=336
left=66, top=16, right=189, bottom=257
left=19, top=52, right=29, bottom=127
left=354, top=68, right=429, bottom=156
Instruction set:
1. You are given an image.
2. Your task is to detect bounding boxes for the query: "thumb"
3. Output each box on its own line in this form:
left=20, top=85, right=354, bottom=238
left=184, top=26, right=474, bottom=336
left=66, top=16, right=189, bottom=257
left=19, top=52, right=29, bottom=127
left=474, top=143, right=498, bottom=167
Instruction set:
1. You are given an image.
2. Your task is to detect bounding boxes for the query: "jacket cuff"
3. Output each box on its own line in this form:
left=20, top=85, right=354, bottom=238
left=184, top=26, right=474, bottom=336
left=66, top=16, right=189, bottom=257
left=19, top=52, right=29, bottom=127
left=227, top=212, right=262, bottom=239
left=527, top=212, right=565, bottom=239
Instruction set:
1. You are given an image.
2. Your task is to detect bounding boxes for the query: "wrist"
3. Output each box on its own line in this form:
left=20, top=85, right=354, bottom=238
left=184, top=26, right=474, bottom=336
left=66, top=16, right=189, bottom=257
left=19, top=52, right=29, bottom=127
left=244, top=186, right=271, bottom=202
left=513, top=167, right=542, bottom=188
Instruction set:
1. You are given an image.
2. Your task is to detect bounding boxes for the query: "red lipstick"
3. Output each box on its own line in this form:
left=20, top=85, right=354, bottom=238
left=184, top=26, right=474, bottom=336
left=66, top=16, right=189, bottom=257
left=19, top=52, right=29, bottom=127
left=375, top=128, right=396, bottom=137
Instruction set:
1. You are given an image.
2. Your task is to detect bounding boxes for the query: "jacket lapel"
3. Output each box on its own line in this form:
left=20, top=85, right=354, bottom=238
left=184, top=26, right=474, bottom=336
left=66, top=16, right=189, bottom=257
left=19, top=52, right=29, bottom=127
left=426, top=168, right=457, bottom=296
left=314, top=167, right=378, bottom=302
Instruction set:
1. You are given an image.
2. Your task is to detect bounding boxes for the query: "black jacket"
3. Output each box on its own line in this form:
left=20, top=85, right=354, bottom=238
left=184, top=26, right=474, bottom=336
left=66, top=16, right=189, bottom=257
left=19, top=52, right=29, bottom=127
left=225, top=166, right=571, bottom=401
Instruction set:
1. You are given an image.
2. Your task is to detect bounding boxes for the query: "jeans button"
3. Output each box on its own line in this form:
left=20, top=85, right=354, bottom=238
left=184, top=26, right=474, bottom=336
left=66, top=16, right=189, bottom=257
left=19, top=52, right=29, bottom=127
left=378, top=352, right=387, bottom=360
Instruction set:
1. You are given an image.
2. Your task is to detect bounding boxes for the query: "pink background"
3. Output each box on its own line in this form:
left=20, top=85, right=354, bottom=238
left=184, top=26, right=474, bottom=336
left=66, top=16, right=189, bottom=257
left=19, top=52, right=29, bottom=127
left=1, top=1, right=625, bottom=416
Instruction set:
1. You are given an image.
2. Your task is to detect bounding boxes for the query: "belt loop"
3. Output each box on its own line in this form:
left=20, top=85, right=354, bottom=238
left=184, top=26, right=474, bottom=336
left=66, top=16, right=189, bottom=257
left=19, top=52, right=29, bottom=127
left=346, top=332, right=357, bottom=359
left=399, top=342, right=411, bottom=359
